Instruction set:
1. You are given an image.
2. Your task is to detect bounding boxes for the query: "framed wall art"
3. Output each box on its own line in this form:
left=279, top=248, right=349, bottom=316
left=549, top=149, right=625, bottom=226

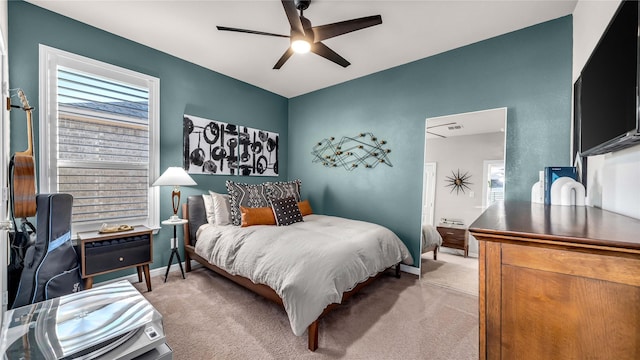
left=238, top=126, right=279, bottom=176
left=183, top=114, right=279, bottom=177
left=183, top=114, right=238, bottom=175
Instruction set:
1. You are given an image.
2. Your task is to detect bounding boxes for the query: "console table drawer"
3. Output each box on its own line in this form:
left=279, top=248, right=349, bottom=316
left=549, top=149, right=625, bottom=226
left=441, top=231, right=465, bottom=244
left=77, top=226, right=153, bottom=291
left=437, top=226, right=469, bottom=257
left=84, top=235, right=151, bottom=275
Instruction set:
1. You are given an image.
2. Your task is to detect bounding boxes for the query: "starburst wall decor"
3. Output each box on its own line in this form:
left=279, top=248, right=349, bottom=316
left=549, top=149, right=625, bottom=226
left=311, top=133, right=392, bottom=171
left=445, top=169, right=472, bottom=194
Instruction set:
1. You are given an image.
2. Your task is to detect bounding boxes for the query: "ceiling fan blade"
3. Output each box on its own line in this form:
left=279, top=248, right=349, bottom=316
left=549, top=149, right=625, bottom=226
left=281, top=0, right=305, bottom=36
left=216, top=26, right=289, bottom=38
left=312, top=15, right=382, bottom=42
left=273, top=48, right=295, bottom=69
left=427, top=122, right=457, bottom=129
left=426, top=131, right=446, bottom=138
left=310, top=42, right=350, bottom=67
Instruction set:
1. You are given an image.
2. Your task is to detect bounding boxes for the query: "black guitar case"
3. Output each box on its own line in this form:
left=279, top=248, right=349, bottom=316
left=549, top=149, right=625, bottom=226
left=12, top=194, right=84, bottom=309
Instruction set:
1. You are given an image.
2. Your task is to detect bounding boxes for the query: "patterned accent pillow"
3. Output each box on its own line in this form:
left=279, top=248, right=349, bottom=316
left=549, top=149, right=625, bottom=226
left=265, top=179, right=302, bottom=202
left=225, top=180, right=270, bottom=226
left=271, top=196, right=304, bottom=226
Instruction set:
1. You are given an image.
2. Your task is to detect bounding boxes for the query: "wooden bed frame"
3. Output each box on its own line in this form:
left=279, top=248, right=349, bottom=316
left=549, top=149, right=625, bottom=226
left=181, top=200, right=400, bottom=351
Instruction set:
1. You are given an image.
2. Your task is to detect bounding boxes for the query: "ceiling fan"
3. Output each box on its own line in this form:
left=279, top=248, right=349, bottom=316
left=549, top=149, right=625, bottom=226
left=217, top=0, right=382, bottom=69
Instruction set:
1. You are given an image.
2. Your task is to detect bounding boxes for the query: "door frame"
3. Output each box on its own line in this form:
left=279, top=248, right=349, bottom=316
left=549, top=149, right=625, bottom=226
left=482, top=159, right=505, bottom=210
left=0, top=20, right=10, bottom=316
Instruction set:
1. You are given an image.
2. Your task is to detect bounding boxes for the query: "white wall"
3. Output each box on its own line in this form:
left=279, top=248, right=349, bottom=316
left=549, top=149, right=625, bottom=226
left=1, top=0, right=8, bottom=315
left=426, top=132, right=505, bottom=254
left=573, top=0, right=640, bottom=219
left=0, top=0, right=5, bottom=49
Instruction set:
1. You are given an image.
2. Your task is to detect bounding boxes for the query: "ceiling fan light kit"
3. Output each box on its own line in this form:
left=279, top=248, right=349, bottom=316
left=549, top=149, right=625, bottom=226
left=291, top=39, right=311, bottom=54
left=217, top=0, right=382, bottom=69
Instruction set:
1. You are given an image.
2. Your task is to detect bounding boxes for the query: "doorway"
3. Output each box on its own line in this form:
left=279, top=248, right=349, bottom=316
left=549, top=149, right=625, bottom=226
left=421, top=162, right=436, bottom=226
left=482, top=160, right=505, bottom=209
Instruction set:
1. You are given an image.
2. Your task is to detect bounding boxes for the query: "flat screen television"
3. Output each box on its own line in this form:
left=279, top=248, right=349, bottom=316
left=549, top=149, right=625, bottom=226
left=575, top=0, right=640, bottom=156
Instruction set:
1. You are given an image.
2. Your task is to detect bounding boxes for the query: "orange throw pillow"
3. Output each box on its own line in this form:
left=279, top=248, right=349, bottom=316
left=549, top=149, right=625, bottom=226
left=298, top=200, right=313, bottom=216
left=241, top=206, right=276, bottom=227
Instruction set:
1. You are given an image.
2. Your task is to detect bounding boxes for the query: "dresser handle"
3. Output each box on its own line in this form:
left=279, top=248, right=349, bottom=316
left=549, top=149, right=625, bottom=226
left=119, top=257, right=124, bottom=262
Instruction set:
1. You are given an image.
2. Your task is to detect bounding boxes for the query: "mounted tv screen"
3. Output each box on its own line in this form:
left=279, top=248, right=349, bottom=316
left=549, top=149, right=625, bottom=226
left=578, top=0, right=640, bottom=156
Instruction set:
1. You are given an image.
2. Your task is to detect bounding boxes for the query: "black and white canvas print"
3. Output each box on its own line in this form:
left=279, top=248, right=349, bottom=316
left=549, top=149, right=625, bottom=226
left=238, top=126, right=279, bottom=176
left=183, top=114, right=239, bottom=175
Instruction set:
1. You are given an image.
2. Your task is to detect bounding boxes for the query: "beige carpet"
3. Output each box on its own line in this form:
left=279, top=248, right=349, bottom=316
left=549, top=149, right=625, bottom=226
left=132, top=266, right=478, bottom=359
left=421, top=252, right=479, bottom=296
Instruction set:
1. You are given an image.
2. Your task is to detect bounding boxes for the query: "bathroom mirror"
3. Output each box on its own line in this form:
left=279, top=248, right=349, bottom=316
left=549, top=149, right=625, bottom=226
left=420, top=107, right=507, bottom=271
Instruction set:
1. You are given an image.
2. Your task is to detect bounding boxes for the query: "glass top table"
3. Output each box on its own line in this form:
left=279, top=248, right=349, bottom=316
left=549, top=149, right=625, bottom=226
left=0, top=280, right=166, bottom=359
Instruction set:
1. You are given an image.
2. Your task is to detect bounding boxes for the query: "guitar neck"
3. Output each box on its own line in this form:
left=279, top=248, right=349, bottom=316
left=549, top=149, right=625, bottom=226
left=14, top=109, right=33, bottom=157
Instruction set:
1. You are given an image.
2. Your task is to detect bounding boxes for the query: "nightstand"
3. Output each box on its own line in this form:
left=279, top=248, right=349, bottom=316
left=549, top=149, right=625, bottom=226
left=77, top=225, right=153, bottom=291
left=161, top=218, right=188, bottom=282
left=436, top=225, right=469, bottom=257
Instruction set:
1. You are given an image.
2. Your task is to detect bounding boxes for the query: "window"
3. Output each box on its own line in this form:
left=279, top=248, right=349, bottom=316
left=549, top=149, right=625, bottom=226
left=39, top=45, right=160, bottom=233
left=482, top=160, right=505, bottom=208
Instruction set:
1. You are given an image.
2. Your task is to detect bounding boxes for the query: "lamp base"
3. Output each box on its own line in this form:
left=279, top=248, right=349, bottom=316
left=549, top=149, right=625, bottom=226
left=169, top=214, right=181, bottom=222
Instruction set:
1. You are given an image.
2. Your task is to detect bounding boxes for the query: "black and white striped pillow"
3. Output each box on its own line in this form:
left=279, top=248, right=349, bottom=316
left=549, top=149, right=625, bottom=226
left=225, top=180, right=269, bottom=226
left=265, top=179, right=301, bottom=202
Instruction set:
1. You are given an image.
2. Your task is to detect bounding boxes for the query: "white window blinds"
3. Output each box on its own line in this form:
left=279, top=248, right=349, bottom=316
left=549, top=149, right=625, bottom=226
left=57, top=68, right=150, bottom=224
left=39, top=45, right=160, bottom=233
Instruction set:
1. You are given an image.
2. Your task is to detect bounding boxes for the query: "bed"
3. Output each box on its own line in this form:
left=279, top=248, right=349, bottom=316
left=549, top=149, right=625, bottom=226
left=421, top=224, right=442, bottom=260
left=181, top=195, right=412, bottom=351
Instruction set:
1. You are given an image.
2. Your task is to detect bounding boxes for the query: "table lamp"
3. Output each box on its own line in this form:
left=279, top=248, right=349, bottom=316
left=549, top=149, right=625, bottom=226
left=153, top=167, right=196, bottom=221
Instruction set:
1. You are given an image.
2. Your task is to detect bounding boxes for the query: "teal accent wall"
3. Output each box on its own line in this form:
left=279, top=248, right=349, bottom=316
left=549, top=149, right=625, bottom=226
left=288, top=16, right=573, bottom=264
left=8, top=1, right=288, bottom=280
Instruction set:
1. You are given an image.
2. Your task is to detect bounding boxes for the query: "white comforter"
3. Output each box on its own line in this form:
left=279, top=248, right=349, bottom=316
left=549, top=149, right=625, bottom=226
left=422, top=225, right=442, bottom=252
left=194, top=214, right=413, bottom=336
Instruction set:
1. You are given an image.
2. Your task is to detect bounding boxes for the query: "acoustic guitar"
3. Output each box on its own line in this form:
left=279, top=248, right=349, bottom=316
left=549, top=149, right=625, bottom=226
left=9, top=89, right=36, bottom=219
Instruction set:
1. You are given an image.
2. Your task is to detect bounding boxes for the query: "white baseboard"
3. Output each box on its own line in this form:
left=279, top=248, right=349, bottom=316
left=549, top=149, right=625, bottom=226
left=96, top=261, right=195, bottom=287
left=400, top=264, right=420, bottom=276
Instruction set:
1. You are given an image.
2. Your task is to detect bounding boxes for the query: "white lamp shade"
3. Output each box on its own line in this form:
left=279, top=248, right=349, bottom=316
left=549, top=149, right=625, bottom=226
left=152, top=167, right=197, bottom=187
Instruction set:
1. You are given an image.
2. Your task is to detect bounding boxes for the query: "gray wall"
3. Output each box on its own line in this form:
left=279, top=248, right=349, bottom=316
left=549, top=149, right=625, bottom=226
left=288, top=16, right=573, bottom=264
left=8, top=1, right=288, bottom=278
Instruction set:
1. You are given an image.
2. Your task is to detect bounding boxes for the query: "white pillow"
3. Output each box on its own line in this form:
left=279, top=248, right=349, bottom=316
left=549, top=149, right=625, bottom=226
left=210, top=191, right=232, bottom=226
left=202, top=194, right=216, bottom=225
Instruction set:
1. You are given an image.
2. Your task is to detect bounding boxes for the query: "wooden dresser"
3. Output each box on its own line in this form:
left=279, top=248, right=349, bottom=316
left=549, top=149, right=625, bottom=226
left=469, top=202, right=640, bottom=360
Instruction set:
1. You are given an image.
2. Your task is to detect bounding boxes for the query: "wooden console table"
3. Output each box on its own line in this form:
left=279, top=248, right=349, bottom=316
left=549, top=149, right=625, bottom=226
left=469, top=202, right=640, bottom=360
left=436, top=224, right=469, bottom=257
left=77, top=225, right=153, bottom=291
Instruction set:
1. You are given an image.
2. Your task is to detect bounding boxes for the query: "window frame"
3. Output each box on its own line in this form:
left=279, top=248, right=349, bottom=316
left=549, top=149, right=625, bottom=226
left=38, top=45, right=160, bottom=234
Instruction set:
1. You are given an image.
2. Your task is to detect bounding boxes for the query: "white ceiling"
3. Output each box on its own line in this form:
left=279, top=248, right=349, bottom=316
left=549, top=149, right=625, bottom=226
left=25, top=0, right=577, bottom=98
left=426, top=107, right=506, bottom=139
